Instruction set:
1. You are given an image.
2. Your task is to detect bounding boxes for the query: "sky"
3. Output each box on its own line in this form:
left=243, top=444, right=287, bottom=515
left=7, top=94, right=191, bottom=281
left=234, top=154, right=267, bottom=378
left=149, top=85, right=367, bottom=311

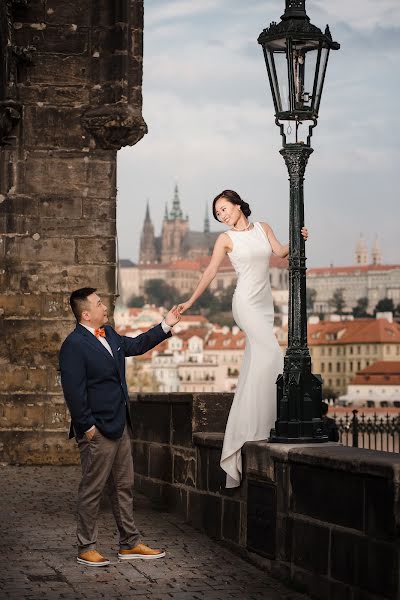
left=117, top=0, right=400, bottom=267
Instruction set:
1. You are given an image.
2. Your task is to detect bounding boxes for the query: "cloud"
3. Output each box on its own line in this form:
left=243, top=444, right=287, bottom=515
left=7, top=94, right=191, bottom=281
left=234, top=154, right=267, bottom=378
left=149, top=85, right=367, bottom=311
left=117, top=0, right=400, bottom=269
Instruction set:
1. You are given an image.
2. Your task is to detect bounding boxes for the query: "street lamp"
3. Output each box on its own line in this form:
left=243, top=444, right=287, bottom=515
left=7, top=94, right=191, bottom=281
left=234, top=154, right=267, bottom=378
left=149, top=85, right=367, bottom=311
left=258, top=0, right=340, bottom=442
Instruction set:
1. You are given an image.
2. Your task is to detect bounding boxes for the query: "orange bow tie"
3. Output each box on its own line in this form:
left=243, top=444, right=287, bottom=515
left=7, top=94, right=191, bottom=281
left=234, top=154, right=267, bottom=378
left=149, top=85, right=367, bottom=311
left=95, top=328, right=106, bottom=338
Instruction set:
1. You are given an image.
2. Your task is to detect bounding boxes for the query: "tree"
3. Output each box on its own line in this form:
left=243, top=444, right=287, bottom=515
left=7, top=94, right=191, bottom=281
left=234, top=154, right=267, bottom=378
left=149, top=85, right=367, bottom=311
left=144, top=279, right=181, bottom=307
left=352, top=297, right=370, bottom=319
left=306, top=287, right=317, bottom=313
left=374, top=297, right=395, bottom=315
left=329, top=288, right=346, bottom=315
left=127, top=295, right=145, bottom=308
left=218, top=284, right=237, bottom=312
left=322, top=386, right=338, bottom=401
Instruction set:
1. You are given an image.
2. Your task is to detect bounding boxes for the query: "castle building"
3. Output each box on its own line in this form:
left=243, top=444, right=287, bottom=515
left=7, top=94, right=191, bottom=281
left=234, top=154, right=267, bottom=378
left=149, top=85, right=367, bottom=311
left=139, top=184, right=218, bottom=264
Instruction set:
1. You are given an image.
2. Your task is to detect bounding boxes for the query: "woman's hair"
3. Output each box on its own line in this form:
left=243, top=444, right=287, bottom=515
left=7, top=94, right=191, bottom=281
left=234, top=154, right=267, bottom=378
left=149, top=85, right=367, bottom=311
left=212, top=190, right=251, bottom=221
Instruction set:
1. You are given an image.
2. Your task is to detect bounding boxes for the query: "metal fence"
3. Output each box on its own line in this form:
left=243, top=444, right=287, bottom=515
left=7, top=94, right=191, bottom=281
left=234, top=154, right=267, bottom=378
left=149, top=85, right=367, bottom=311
left=334, top=410, right=400, bottom=453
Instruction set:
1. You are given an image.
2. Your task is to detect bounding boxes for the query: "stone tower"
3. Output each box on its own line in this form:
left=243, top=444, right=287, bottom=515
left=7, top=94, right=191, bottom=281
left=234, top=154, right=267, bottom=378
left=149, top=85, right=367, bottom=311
left=355, top=235, right=368, bottom=266
left=161, top=184, right=189, bottom=263
left=139, top=200, right=157, bottom=264
left=0, top=0, right=146, bottom=464
left=371, top=237, right=381, bottom=265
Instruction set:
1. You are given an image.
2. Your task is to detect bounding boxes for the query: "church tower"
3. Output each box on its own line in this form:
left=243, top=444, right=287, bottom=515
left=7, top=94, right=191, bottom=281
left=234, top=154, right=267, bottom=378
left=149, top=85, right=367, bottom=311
left=355, top=235, right=368, bottom=265
left=371, top=236, right=381, bottom=265
left=139, top=201, right=157, bottom=264
left=161, top=184, right=189, bottom=263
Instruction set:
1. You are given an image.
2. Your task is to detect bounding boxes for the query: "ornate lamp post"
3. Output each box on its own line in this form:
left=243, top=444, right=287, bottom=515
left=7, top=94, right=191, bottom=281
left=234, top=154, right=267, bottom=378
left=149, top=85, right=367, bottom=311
left=258, top=0, right=340, bottom=442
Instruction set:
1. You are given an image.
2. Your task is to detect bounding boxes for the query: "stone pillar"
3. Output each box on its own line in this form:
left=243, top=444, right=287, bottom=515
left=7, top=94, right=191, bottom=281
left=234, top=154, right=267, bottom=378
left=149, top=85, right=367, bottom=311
left=0, top=0, right=146, bottom=464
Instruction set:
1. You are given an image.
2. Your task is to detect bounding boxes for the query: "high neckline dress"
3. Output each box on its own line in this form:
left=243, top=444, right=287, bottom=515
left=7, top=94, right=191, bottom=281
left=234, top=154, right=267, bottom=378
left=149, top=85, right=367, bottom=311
left=221, top=222, right=284, bottom=488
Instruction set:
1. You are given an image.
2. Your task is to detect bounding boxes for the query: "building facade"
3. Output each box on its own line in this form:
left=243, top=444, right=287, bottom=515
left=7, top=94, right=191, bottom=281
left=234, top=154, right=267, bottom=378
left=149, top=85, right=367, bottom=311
left=276, top=317, right=400, bottom=396
left=339, top=361, right=400, bottom=408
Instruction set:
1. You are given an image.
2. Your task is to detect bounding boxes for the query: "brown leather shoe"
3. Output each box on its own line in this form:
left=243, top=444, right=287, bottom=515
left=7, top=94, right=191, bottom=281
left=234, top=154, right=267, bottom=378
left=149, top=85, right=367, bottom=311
left=118, top=543, right=165, bottom=560
left=77, top=549, right=110, bottom=567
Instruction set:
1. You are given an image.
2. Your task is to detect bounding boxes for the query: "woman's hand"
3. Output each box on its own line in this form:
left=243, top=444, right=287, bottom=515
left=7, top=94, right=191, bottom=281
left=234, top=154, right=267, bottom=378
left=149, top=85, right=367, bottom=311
left=177, top=301, right=193, bottom=314
left=301, top=227, right=309, bottom=241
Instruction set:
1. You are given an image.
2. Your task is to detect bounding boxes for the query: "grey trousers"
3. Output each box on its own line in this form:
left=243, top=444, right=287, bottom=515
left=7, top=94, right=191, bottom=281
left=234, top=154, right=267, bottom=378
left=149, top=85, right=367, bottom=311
left=76, top=425, right=141, bottom=553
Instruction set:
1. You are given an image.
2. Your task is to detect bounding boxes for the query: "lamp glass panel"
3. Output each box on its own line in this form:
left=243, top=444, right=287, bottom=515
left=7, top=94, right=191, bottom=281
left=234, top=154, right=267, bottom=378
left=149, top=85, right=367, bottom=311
left=274, top=50, right=290, bottom=112
left=314, top=46, right=329, bottom=112
left=265, top=48, right=282, bottom=112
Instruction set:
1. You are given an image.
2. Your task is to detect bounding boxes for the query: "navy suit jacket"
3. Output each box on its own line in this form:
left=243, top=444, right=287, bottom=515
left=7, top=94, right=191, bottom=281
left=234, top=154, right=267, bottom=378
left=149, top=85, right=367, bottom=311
left=59, top=323, right=171, bottom=440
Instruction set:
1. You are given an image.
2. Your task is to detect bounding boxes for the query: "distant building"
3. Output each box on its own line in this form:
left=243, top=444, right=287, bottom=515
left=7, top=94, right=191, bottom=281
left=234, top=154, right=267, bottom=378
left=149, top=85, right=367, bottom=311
left=339, top=361, right=400, bottom=408
left=308, top=238, right=400, bottom=315
left=276, top=317, right=400, bottom=395
left=139, top=185, right=218, bottom=264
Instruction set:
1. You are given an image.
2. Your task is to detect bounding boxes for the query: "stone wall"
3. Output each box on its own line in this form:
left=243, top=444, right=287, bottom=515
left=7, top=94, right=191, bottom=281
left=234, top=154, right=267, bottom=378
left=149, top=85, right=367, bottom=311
left=130, top=393, right=400, bottom=600
left=0, top=0, right=146, bottom=464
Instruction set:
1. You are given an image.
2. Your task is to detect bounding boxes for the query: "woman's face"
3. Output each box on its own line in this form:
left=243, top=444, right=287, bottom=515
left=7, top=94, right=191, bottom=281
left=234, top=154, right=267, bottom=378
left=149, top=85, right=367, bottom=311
left=214, top=198, right=241, bottom=226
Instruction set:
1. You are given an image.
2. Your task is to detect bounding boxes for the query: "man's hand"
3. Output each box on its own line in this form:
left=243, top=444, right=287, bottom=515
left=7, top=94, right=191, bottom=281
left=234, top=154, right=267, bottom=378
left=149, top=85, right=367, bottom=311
left=165, top=305, right=181, bottom=327
left=85, top=426, right=96, bottom=441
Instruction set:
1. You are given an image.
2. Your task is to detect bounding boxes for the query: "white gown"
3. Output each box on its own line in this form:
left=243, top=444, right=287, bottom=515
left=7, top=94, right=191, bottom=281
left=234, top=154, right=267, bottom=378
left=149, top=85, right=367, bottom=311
left=220, top=222, right=284, bottom=488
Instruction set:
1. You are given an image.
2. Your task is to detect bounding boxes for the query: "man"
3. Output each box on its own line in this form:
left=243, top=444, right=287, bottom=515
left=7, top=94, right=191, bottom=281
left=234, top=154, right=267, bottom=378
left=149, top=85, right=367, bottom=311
left=321, top=402, right=340, bottom=442
left=59, top=287, right=180, bottom=567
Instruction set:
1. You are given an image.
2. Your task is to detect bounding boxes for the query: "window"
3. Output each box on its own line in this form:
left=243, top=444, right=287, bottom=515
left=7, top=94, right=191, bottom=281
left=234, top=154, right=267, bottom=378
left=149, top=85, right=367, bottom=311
left=350, top=347, right=353, bottom=355
left=328, top=363, right=332, bottom=373
left=336, top=363, right=341, bottom=372
left=357, top=361, right=361, bottom=371
left=349, top=361, right=353, bottom=372
left=321, top=363, right=325, bottom=373
left=328, top=348, right=332, bottom=356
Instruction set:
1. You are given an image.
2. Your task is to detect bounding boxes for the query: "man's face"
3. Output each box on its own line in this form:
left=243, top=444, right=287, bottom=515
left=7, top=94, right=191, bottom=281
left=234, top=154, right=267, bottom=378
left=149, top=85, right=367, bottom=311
left=82, top=293, right=108, bottom=328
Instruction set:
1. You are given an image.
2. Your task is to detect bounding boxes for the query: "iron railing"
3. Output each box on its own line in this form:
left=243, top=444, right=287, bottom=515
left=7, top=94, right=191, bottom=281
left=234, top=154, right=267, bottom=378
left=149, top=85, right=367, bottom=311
left=334, top=410, right=400, bottom=453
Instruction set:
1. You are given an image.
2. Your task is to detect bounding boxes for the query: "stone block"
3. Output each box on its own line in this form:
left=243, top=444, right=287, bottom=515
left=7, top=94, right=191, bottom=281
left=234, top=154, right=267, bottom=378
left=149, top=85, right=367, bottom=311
left=247, top=479, right=277, bottom=559
left=0, top=194, right=38, bottom=217
left=82, top=198, right=116, bottom=221
left=23, top=107, right=85, bottom=149
left=0, top=293, right=41, bottom=318
left=192, top=393, right=232, bottom=433
left=5, top=237, right=75, bottom=263
left=171, top=402, right=192, bottom=447
left=45, top=0, right=91, bottom=25
left=196, top=446, right=208, bottom=491
left=275, top=460, right=290, bottom=513
left=39, top=197, right=83, bottom=219
left=14, top=26, right=88, bottom=56
left=12, top=0, right=45, bottom=22
left=222, top=498, right=241, bottom=544
left=149, top=445, right=172, bottom=482
left=275, top=515, right=292, bottom=562
left=19, top=85, right=90, bottom=106
left=21, top=155, right=114, bottom=197
left=331, top=529, right=368, bottom=587
left=0, top=366, right=48, bottom=393
left=292, top=519, right=329, bottom=575
left=0, top=431, right=78, bottom=465
left=362, top=540, right=398, bottom=598
left=7, top=263, right=115, bottom=294
left=132, top=441, right=149, bottom=476
left=161, top=484, right=188, bottom=518
left=130, top=401, right=171, bottom=444
left=77, top=238, right=115, bottom=264
left=92, top=26, right=127, bottom=53
left=207, top=447, right=225, bottom=493
left=173, top=449, right=196, bottom=487
left=188, top=491, right=222, bottom=539
left=28, top=55, right=89, bottom=85
left=365, top=476, right=396, bottom=539
left=291, top=464, right=364, bottom=531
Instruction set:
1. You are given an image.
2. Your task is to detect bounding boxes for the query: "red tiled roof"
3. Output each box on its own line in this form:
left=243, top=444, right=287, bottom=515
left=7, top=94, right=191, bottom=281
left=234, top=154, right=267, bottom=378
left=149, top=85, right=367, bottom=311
left=205, top=330, right=246, bottom=350
left=308, top=319, right=400, bottom=345
left=308, top=264, right=400, bottom=276
left=350, top=361, right=400, bottom=385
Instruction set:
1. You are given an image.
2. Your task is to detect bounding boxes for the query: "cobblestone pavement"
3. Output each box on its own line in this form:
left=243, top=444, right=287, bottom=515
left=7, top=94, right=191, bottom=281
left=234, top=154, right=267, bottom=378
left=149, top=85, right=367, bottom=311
left=0, top=466, right=309, bottom=600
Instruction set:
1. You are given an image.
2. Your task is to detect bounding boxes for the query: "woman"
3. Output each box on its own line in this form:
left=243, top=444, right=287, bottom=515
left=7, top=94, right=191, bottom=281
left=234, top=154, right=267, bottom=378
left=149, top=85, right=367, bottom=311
left=177, top=190, right=308, bottom=488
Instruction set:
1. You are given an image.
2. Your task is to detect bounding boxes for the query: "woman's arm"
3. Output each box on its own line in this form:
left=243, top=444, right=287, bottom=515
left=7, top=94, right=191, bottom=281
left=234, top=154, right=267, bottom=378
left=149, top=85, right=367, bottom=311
left=178, top=233, right=231, bottom=313
left=260, top=222, right=308, bottom=258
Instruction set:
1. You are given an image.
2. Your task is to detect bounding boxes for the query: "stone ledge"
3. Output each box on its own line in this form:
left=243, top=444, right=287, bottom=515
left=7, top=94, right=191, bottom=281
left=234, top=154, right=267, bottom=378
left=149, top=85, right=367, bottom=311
left=193, top=432, right=224, bottom=449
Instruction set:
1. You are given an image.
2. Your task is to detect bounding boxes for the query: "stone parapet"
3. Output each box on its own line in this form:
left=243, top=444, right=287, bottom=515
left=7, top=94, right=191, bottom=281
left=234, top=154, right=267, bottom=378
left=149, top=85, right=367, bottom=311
left=130, top=392, right=400, bottom=600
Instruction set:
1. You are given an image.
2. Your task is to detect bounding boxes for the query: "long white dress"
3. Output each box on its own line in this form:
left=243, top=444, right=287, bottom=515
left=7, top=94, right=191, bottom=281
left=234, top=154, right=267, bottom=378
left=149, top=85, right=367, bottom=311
left=220, top=222, right=284, bottom=488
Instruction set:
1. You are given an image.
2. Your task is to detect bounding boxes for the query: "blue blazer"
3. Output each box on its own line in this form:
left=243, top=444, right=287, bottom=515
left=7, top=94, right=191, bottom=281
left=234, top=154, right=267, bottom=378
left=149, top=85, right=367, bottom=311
left=59, top=323, right=171, bottom=440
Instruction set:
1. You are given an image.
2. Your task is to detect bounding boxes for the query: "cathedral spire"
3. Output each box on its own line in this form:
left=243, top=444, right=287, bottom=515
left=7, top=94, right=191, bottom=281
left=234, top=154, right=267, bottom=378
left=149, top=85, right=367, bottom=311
left=204, top=203, right=210, bottom=233
left=355, top=234, right=368, bottom=266
left=145, top=199, right=151, bottom=222
left=170, top=183, right=183, bottom=220
left=164, top=202, right=169, bottom=221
